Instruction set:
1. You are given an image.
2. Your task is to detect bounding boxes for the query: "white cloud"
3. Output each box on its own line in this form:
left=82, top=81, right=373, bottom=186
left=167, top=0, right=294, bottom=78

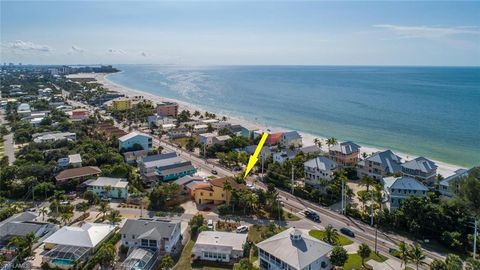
left=373, top=24, right=480, bottom=38
left=3, top=40, right=52, bottom=53
left=107, top=48, right=126, bottom=55
left=70, top=45, right=85, bottom=54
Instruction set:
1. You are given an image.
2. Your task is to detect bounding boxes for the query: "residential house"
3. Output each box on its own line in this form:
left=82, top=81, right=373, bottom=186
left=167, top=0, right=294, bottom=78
left=438, top=168, right=469, bottom=197
left=213, top=135, right=231, bottom=145
left=382, top=176, right=429, bottom=210
left=119, top=132, right=153, bottom=152
left=202, top=119, right=229, bottom=129
left=168, top=127, right=189, bottom=139
left=193, top=177, right=246, bottom=205
left=55, top=166, right=102, bottom=186
left=111, top=98, right=132, bottom=111
left=242, top=145, right=272, bottom=161
left=192, top=231, right=247, bottom=263
left=120, top=218, right=181, bottom=254
left=199, top=133, right=217, bottom=145
left=123, top=149, right=149, bottom=164
left=42, top=223, right=115, bottom=269
left=266, top=132, right=283, bottom=146
left=193, top=124, right=209, bottom=134
left=17, top=103, right=31, bottom=117
left=304, top=157, right=337, bottom=187
left=156, top=102, right=178, bottom=117
left=401, top=157, right=438, bottom=184
left=298, top=145, right=322, bottom=156
left=33, top=131, right=76, bottom=143
left=58, top=154, right=82, bottom=168
left=357, top=150, right=402, bottom=180
left=160, top=123, right=176, bottom=130
left=329, top=141, right=360, bottom=167
left=273, top=149, right=297, bottom=164
left=0, top=212, right=58, bottom=257
left=86, top=177, right=129, bottom=199
left=226, top=124, right=244, bottom=137
left=147, top=115, right=176, bottom=127
left=280, top=131, right=302, bottom=148
left=70, top=108, right=90, bottom=121
left=256, top=228, right=333, bottom=270
left=138, top=152, right=196, bottom=185
left=174, top=175, right=207, bottom=196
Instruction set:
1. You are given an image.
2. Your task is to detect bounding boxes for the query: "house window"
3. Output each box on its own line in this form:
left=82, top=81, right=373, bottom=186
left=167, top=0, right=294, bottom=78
left=141, top=239, right=149, bottom=246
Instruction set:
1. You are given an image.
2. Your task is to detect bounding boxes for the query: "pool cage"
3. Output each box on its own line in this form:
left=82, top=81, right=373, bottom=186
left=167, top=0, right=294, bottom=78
left=119, top=247, right=158, bottom=270
left=43, top=245, right=90, bottom=268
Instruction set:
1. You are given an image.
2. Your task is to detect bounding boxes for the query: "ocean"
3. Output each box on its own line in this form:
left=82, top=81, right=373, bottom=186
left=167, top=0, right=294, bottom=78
left=107, top=65, right=480, bottom=168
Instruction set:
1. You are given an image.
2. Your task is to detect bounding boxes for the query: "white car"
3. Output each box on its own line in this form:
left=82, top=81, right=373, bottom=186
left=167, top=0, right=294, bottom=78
left=207, top=219, right=214, bottom=230
left=236, top=225, right=249, bottom=233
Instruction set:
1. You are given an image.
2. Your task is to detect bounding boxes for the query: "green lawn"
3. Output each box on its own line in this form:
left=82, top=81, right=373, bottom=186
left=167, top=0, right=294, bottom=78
left=283, top=211, right=300, bottom=221
left=308, top=230, right=354, bottom=246
left=247, top=224, right=285, bottom=244
left=173, top=240, right=194, bottom=270
left=343, top=253, right=388, bottom=270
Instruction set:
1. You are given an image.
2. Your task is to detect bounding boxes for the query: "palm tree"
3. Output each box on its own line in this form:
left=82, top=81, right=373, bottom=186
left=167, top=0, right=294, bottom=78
left=60, top=212, right=73, bottom=225
left=39, top=207, right=48, bottom=221
left=160, top=255, right=174, bottom=270
left=8, top=232, right=38, bottom=261
left=398, top=241, right=411, bottom=270
left=362, top=152, right=368, bottom=159
left=408, top=244, right=426, bottom=270
left=314, top=138, right=322, bottom=149
left=360, top=176, right=376, bottom=192
left=357, top=243, right=371, bottom=267
left=326, top=137, right=338, bottom=150
left=323, top=225, right=339, bottom=245
left=429, top=259, right=447, bottom=270
left=97, top=201, right=110, bottom=219
left=106, top=210, right=122, bottom=224
left=223, top=181, right=232, bottom=209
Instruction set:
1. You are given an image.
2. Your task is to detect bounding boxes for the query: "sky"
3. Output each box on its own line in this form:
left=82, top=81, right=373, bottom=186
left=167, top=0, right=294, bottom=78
left=1, top=1, right=480, bottom=66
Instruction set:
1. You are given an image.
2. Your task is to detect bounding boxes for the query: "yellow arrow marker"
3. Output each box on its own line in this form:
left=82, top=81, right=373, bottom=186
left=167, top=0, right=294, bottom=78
left=244, top=132, right=269, bottom=178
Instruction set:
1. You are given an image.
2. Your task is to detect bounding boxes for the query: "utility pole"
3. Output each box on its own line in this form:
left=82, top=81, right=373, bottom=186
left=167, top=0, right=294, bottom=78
left=374, top=223, right=378, bottom=253
left=261, top=155, right=265, bottom=182
left=370, top=191, right=374, bottom=226
left=291, top=166, right=295, bottom=194
left=341, top=180, right=344, bottom=215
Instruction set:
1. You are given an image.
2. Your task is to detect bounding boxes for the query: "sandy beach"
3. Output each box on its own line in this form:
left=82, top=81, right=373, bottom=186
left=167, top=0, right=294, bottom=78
left=67, top=72, right=463, bottom=177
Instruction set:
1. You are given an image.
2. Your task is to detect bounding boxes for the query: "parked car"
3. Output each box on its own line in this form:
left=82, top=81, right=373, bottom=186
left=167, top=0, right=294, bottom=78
left=304, top=210, right=320, bottom=222
left=340, top=227, right=355, bottom=237
left=211, top=170, right=218, bottom=175
left=236, top=225, right=249, bottom=233
left=207, top=219, right=214, bottom=230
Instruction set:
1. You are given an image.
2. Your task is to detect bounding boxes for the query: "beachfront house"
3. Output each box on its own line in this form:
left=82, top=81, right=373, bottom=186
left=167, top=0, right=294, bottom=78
left=382, top=175, right=429, bottom=210
left=86, top=177, right=129, bottom=199
left=357, top=150, right=402, bottom=180
left=401, top=157, right=438, bottom=185
left=266, top=132, right=283, bottom=146
left=42, top=223, right=116, bottom=269
left=192, top=231, right=248, bottom=263
left=118, top=131, right=153, bottom=152
left=193, top=124, right=209, bottom=134
left=111, top=98, right=132, bottom=111
left=156, top=102, right=178, bottom=117
left=304, top=156, right=337, bottom=187
left=328, top=141, right=361, bottom=167
left=256, top=228, right=333, bottom=270
left=438, top=168, right=470, bottom=197
left=280, top=131, right=302, bottom=148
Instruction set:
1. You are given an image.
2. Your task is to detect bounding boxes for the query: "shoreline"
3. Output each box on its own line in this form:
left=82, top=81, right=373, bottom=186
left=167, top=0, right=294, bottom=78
left=67, top=72, right=463, bottom=177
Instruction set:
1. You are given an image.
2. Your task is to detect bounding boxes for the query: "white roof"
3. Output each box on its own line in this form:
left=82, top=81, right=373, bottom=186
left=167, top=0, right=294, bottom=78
left=256, top=228, right=333, bottom=269
left=193, top=231, right=247, bottom=253
left=194, top=124, right=208, bottom=129
left=202, top=119, right=219, bottom=123
left=215, top=135, right=231, bottom=141
left=199, top=133, right=216, bottom=138
left=43, top=223, right=116, bottom=248
left=87, top=177, right=128, bottom=188
left=68, top=154, right=82, bottom=164
left=383, top=176, right=428, bottom=191
left=119, top=131, right=152, bottom=142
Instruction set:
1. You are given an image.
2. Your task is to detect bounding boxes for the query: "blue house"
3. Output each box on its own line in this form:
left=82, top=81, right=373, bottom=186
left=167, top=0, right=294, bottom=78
left=118, top=132, right=153, bottom=152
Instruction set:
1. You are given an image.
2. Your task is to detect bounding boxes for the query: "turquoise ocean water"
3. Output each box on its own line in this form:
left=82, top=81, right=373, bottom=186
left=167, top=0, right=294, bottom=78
left=107, top=65, right=480, bottom=167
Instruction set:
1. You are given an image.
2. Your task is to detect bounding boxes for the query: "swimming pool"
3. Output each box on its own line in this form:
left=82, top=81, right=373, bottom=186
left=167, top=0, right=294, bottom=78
left=51, top=258, right=74, bottom=266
